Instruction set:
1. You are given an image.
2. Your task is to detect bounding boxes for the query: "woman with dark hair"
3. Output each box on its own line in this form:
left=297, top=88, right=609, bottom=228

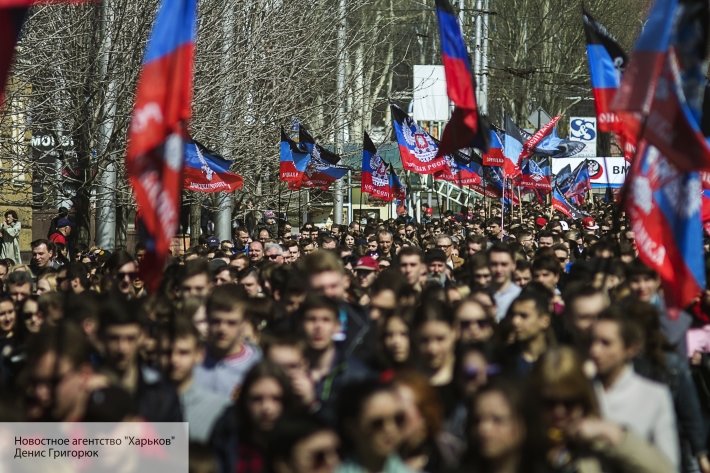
left=532, top=347, right=674, bottom=473
left=335, top=379, right=411, bottom=473
left=375, top=310, right=413, bottom=372
left=459, top=378, right=548, bottom=473
left=412, top=301, right=458, bottom=419
left=210, top=361, right=300, bottom=473
left=341, top=232, right=357, bottom=253
left=393, top=371, right=463, bottom=472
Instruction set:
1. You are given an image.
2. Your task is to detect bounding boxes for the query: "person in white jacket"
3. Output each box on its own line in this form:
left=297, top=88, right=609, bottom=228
left=0, top=210, right=21, bottom=265
left=590, top=309, right=679, bottom=470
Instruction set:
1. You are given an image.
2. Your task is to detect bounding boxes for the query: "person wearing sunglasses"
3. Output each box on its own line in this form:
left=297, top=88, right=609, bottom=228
left=103, top=250, right=139, bottom=297
left=454, top=298, right=496, bottom=344
left=268, top=414, right=341, bottom=473
left=336, top=380, right=409, bottom=473
left=532, top=347, right=673, bottom=473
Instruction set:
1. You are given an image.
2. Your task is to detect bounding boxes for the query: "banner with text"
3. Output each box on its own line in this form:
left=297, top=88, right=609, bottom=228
left=550, top=157, right=628, bottom=188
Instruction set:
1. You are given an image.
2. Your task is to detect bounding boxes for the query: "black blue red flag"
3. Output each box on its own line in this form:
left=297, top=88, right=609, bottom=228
left=183, top=139, right=243, bottom=193
left=565, top=160, right=591, bottom=205
left=618, top=0, right=708, bottom=310
left=582, top=10, right=627, bottom=135
left=519, top=156, right=552, bottom=191
left=483, top=129, right=505, bottom=167
left=535, top=127, right=586, bottom=159
left=279, top=127, right=310, bottom=185
left=554, top=164, right=573, bottom=195
left=126, top=0, right=197, bottom=292
left=434, top=0, right=486, bottom=156
left=391, top=103, right=448, bottom=174
left=362, top=131, right=394, bottom=200
left=552, top=186, right=585, bottom=220
left=295, top=125, right=347, bottom=190
left=519, top=115, right=561, bottom=163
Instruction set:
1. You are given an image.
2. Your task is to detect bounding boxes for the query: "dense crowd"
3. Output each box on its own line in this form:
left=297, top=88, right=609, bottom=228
left=1, top=198, right=709, bottom=473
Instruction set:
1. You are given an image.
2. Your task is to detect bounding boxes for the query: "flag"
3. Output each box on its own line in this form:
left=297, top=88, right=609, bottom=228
left=565, top=160, right=591, bottom=204
left=702, top=172, right=710, bottom=231
left=0, top=0, right=89, bottom=105
left=502, top=116, right=524, bottom=176
left=434, top=0, right=486, bottom=156
left=390, top=165, right=406, bottom=202
left=391, top=103, right=448, bottom=174
left=0, top=8, right=26, bottom=105
left=519, top=115, right=561, bottom=163
left=582, top=9, right=628, bottom=134
left=296, top=126, right=347, bottom=190
left=183, top=139, right=243, bottom=193
left=280, top=127, right=310, bottom=184
left=552, top=186, right=585, bottom=220
left=483, top=128, right=505, bottom=167
left=612, top=0, right=677, bottom=117
left=362, top=131, right=392, bottom=200
left=535, top=127, right=586, bottom=159
left=554, top=164, right=573, bottom=195
left=126, top=0, right=197, bottom=292
left=640, top=50, right=710, bottom=172
left=519, top=156, right=552, bottom=191
left=702, top=83, right=710, bottom=138
left=626, top=143, right=705, bottom=310
left=435, top=148, right=482, bottom=186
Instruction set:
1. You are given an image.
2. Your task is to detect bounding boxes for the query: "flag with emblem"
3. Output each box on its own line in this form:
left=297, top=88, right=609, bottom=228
left=183, top=139, right=243, bottom=193
left=391, top=103, right=448, bottom=174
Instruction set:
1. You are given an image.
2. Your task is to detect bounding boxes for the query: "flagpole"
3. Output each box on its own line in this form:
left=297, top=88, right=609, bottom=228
left=482, top=163, right=488, bottom=221
left=517, top=185, right=522, bottom=224
left=500, top=178, right=505, bottom=235
left=277, top=181, right=282, bottom=232
left=298, top=190, right=302, bottom=228
left=433, top=175, right=444, bottom=220
left=359, top=176, right=364, bottom=225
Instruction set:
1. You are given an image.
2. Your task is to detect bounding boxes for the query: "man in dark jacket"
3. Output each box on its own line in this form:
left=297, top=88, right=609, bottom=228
left=99, top=298, right=182, bottom=422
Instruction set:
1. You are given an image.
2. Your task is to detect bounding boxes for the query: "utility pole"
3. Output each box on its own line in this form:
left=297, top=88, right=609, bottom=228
left=333, top=0, right=347, bottom=226
left=480, top=0, right=489, bottom=115
left=96, top=0, right=117, bottom=250
left=215, top=5, right=236, bottom=241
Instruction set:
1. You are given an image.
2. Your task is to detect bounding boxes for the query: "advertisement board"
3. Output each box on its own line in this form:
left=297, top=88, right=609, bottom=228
left=551, top=157, right=629, bottom=188
left=569, top=117, right=597, bottom=158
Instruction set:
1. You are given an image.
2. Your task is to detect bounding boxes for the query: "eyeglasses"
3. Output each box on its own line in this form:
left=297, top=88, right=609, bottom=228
left=459, top=318, right=492, bottom=329
left=366, top=411, right=406, bottom=433
left=117, top=271, right=139, bottom=280
left=542, top=397, right=582, bottom=410
left=22, top=311, right=38, bottom=318
left=436, top=244, right=451, bottom=249
left=267, top=254, right=281, bottom=260
left=463, top=364, right=501, bottom=380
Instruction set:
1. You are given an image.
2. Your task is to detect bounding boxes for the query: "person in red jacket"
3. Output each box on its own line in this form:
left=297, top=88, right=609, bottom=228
left=49, top=217, right=72, bottom=246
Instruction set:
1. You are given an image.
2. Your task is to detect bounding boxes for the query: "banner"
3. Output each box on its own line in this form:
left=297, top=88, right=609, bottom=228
left=551, top=157, right=628, bottom=188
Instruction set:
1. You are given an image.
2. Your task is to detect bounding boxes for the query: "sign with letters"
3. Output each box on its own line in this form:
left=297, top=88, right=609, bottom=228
left=569, top=117, right=597, bottom=158
left=551, top=157, right=628, bottom=188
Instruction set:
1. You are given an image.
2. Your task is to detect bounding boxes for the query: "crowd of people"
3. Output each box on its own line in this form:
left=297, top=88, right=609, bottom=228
left=1, top=197, right=709, bottom=473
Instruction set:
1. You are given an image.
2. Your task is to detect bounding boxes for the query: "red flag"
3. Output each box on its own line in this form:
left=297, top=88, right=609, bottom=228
left=518, top=115, right=561, bottom=163
left=126, top=0, right=197, bottom=292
